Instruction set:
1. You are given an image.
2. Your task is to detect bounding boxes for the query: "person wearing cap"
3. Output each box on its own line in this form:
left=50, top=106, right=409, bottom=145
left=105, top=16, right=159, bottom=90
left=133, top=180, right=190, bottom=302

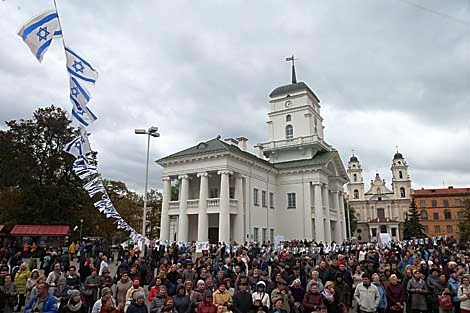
left=125, top=291, right=147, bottom=313
left=353, top=273, right=379, bottom=313
left=258, top=271, right=276, bottom=294
left=232, top=281, right=251, bottom=313
left=271, top=279, right=294, bottom=313
left=272, top=298, right=288, bottom=313
left=385, top=274, right=404, bottom=313
left=92, top=287, right=116, bottom=313
left=405, top=270, right=429, bottom=313
left=62, top=290, right=87, bottom=313
left=125, top=278, right=144, bottom=310
left=100, top=269, right=113, bottom=290
left=252, top=281, right=270, bottom=309
left=182, top=261, right=196, bottom=285
left=197, top=290, right=216, bottom=313
left=190, top=280, right=206, bottom=312
left=444, top=262, right=457, bottom=280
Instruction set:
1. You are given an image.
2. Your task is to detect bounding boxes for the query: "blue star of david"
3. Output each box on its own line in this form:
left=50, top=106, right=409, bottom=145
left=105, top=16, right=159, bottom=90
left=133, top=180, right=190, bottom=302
left=70, top=87, right=80, bottom=98
left=36, top=26, right=50, bottom=41
left=72, top=61, right=85, bottom=73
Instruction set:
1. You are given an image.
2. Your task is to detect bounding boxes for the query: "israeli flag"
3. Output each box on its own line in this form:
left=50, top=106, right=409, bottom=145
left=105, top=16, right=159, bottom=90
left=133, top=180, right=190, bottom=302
left=70, top=76, right=91, bottom=109
left=17, top=10, right=62, bottom=63
left=64, top=133, right=91, bottom=158
left=71, top=98, right=97, bottom=127
left=65, top=46, right=98, bottom=84
left=83, top=177, right=106, bottom=198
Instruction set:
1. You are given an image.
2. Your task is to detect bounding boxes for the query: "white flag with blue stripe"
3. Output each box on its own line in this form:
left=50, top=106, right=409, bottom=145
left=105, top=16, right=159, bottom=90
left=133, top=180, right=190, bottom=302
left=71, top=97, right=97, bottom=127
left=17, top=10, right=62, bottom=63
left=65, top=46, right=98, bottom=84
left=70, top=76, right=91, bottom=109
left=64, top=133, right=92, bottom=158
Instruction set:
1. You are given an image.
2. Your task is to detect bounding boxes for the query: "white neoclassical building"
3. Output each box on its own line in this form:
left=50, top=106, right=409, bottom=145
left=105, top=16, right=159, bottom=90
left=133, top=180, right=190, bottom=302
left=157, top=71, right=348, bottom=244
left=346, top=152, right=412, bottom=242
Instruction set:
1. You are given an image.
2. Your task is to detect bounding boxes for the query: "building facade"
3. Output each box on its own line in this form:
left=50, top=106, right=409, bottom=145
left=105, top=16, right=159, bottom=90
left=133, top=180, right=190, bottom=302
left=157, top=74, right=348, bottom=244
left=346, top=152, right=412, bottom=242
left=413, top=187, right=470, bottom=238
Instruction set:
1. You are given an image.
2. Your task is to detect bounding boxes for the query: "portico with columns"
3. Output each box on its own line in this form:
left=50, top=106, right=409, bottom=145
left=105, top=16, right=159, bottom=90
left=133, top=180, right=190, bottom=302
left=157, top=66, right=348, bottom=244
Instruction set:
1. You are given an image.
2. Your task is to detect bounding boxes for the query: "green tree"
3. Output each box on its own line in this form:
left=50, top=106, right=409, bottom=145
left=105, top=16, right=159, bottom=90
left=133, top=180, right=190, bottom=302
left=458, top=199, right=470, bottom=242
left=403, top=198, right=427, bottom=239
left=345, top=201, right=358, bottom=238
left=146, top=189, right=162, bottom=239
left=0, top=106, right=84, bottom=225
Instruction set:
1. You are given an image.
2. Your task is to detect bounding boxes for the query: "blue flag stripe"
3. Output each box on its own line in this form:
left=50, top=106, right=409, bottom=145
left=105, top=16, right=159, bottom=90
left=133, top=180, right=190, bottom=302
left=22, top=12, right=58, bottom=40
left=71, top=109, right=90, bottom=127
left=67, top=67, right=96, bottom=83
left=65, top=47, right=96, bottom=71
left=54, top=30, right=62, bottom=36
left=71, top=77, right=90, bottom=102
left=35, top=39, right=52, bottom=60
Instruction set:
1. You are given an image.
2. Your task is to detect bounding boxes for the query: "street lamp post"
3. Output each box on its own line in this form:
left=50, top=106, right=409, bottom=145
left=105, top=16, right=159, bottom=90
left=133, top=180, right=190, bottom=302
left=135, top=126, right=160, bottom=241
left=79, top=219, right=83, bottom=243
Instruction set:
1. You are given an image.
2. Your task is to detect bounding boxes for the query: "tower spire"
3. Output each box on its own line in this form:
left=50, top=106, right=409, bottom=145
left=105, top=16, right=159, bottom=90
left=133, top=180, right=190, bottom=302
left=286, top=55, right=297, bottom=84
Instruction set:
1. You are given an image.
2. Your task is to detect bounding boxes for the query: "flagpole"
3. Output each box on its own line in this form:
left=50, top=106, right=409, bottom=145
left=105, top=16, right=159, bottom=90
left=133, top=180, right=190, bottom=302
left=52, top=0, right=68, bottom=51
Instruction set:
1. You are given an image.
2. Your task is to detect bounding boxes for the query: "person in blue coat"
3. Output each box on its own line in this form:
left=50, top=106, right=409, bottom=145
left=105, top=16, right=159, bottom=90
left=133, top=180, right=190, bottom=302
left=25, top=282, right=58, bottom=313
left=372, top=273, right=387, bottom=313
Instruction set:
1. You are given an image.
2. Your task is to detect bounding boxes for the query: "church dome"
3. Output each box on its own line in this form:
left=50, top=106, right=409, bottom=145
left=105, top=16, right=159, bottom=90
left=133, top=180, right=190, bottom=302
left=349, top=155, right=358, bottom=162
left=393, top=152, right=403, bottom=160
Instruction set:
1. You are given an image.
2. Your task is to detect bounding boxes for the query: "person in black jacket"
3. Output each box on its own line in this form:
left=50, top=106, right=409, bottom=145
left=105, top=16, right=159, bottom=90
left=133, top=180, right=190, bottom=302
left=232, top=282, right=252, bottom=313
left=126, top=291, right=147, bottom=313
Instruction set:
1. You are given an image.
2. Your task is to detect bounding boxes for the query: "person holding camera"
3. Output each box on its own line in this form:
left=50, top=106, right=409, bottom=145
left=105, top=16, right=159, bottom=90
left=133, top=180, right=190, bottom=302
left=24, top=282, right=58, bottom=313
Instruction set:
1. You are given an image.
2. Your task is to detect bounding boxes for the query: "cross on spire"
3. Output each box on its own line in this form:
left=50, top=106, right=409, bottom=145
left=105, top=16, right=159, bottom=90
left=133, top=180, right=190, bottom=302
left=286, top=54, right=298, bottom=84
left=395, top=145, right=399, bottom=152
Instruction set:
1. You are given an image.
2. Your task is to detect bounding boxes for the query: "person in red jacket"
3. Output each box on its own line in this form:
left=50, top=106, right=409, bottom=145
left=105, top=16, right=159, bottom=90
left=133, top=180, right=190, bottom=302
left=302, top=283, right=324, bottom=313
left=197, top=290, right=217, bottom=313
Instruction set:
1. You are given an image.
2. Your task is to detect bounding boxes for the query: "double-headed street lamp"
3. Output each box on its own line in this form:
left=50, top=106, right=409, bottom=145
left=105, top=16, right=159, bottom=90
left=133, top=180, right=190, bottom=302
left=135, top=126, right=160, bottom=241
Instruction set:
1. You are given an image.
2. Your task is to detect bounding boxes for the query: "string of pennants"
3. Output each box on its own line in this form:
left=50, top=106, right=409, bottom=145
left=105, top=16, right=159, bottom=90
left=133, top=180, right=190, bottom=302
left=17, top=6, right=145, bottom=242
left=163, top=236, right=447, bottom=255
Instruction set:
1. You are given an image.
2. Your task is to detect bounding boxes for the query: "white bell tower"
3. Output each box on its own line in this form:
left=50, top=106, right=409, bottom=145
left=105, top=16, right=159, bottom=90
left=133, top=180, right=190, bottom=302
left=347, top=155, right=365, bottom=201
left=391, top=150, right=411, bottom=199
left=259, top=56, right=331, bottom=163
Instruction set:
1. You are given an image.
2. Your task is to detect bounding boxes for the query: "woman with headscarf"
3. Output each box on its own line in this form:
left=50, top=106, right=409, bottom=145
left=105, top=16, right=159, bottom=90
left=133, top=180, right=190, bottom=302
left=25, top=269, right=40, bottom=306
left=62, top=290, right=87, bottom=313
left=385, top=274, right=404, bottom=313
left=54, top=277, right=71, bottom=312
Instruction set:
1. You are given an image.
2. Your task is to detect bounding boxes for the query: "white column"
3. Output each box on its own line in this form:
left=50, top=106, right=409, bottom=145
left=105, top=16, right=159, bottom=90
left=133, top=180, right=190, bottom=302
left=303, top=181, right=313, bottom=240
left=197, top=172, right=209, bottom=242
left=313, top=184, right=324, bottom=242
left=323, top=185, right=331, bottom=243
left=160, top=177, right=171, bottom=241
left=177, top=175, right=189, bottom=242
left=332, top=191, right=341, bottom=243
left=233, top=174, right=244, bottom=243
left=218, top=170, right=232, bottom=244
left=339, top=192, right=347, bottom=240
left=396, top=226, right=400, bottom=241
left=244, top=177, right=251, bottom=242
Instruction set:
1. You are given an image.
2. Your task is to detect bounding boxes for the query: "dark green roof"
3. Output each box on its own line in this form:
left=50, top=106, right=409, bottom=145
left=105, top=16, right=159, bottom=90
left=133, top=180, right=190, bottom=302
left=157, top=138, right=272, bottom=166
left=269, top=81, right=320, bottom=102
left=273, top=151, right=336, bottom=170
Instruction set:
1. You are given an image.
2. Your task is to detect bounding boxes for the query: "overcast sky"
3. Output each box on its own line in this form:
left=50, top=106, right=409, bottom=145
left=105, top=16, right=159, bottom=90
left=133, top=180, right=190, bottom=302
left=1, top=0, right=469, bottom=194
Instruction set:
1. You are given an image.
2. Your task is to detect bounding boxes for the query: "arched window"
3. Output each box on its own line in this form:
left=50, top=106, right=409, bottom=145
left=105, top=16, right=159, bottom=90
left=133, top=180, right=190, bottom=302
left=286, top=114, right=291, bottom=122
left=399, top=171, right=403, bottom=179
left=444, top=209, right=452, bottom=220
left=421, top=210, right=428, bottom=220
left=353, top=174, right=357, bottom=182
left=353, top=189, right=359, bottom=199
left=285, top=125, right=294, bottom=139
left=377, top=188, right=381, bottom=194
left=380, top=225, right=387, bottom=233
left=400, top=187, right=406, bottom=198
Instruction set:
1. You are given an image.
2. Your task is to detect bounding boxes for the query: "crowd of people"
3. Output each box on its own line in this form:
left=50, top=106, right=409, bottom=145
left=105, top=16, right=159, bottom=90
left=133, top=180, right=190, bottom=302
left=0, top=237, right=468, bottom=313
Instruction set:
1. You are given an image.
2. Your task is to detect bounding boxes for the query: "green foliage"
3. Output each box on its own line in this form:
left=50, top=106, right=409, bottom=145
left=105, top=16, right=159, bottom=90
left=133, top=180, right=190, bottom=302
left=403, top=198, right=427, bottom=239
left=0, top=105, right=150, bottom=243
left=458, top=199, right=470, bottom=242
